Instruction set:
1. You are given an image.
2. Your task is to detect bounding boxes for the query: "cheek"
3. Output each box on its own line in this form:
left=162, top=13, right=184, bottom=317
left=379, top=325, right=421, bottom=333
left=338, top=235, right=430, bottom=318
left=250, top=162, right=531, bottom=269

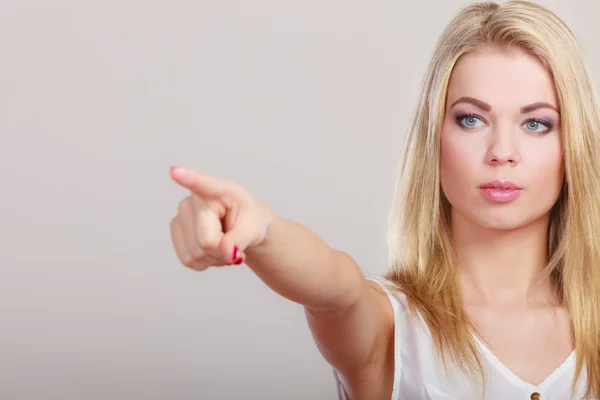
left=440, top=129, right=479, bottom=202
left=524, top=138, right=564, bottom=200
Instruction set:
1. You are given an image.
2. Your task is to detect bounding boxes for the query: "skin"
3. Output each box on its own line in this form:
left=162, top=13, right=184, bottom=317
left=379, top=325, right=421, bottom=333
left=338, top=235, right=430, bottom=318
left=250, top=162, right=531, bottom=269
left=169, top=47, right=571, bottom=399
left=440, top=47, right=571, bottom=386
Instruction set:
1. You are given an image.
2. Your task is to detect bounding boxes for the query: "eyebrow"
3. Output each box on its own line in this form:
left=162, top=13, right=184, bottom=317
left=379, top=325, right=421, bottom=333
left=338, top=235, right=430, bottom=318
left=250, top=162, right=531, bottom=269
left=450, top=96, right=559, bottom=113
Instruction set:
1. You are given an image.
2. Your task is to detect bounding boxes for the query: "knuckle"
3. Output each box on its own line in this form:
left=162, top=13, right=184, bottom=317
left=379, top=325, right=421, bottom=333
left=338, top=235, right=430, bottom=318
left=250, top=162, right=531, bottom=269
left=194, top=215, right=222, bottom=252
left=199, top=238, right=220, bottom=252
left=181, top=255, right=194, bottom=267
left=185, top=263, right=204, bottom=272
left=188, top=247, right=205, bottom=261
left=189, top=260, right=210, bottom=271
left=191, top=194, right=208, bottom=209
left=177, top=199, right=189, bottom=215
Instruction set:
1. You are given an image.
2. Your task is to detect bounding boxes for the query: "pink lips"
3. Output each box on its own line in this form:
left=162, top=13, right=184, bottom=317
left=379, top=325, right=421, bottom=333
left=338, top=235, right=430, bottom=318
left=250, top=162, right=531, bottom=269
left=478, top=180, right=522, bottom=202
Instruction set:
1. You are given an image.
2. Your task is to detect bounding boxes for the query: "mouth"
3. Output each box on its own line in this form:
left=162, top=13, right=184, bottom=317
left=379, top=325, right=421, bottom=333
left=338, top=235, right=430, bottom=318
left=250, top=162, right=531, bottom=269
left=478, top=180, right=522, bottom=202
left=478, top=180, right=522, bottom=190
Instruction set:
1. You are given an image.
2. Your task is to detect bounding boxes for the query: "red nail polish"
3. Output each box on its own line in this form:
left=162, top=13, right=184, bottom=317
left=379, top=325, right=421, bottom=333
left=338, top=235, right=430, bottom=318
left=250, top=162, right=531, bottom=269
left=234, top=257, right=244, bottom=265
left=232, top=245, right=240, bottom=263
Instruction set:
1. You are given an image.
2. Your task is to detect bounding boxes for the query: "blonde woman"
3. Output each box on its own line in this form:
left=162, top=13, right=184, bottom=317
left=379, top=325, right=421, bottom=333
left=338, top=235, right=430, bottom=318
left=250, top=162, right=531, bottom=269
left=169, top=1, right=600, bottom=399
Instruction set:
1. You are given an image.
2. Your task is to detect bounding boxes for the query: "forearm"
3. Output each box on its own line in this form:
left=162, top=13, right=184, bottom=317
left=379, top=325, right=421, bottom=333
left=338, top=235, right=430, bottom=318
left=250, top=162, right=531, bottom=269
left=244, top=205, right=365, bottom=311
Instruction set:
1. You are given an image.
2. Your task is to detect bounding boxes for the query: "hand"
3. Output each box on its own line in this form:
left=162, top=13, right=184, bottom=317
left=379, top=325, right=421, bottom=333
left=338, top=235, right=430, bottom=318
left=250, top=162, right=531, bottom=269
left=169, top=166, right=273, bottom=271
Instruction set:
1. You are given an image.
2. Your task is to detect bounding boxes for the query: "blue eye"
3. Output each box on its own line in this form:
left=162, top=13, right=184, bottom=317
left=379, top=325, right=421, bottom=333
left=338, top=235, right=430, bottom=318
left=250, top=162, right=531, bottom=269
left=454, top=113, right=553, bottom=135
left=464, top=116, right=478, bottom=127
left=523, top=119, right=552, bottom=134
left=455, top=113, right=485, bottom=129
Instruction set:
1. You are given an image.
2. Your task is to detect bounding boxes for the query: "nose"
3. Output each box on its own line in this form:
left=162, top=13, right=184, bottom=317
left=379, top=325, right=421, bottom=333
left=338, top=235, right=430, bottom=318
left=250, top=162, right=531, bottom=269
left=485, top=123, right=521, bottom=166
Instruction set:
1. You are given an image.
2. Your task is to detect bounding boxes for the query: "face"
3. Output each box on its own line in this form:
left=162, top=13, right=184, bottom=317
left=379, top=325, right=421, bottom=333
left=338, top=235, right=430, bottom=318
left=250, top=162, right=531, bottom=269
left=440, top=48, right=564, bottom=230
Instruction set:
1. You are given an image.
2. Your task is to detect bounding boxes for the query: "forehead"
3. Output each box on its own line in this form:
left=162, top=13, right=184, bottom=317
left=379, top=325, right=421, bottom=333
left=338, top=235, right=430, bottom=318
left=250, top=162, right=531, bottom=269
left=446, top=49, right=559, bottom=109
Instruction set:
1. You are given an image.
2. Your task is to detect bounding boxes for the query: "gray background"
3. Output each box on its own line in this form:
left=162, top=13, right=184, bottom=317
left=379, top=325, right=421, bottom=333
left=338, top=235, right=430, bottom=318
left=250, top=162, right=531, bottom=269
left=1, top=1, right=598, bottom=399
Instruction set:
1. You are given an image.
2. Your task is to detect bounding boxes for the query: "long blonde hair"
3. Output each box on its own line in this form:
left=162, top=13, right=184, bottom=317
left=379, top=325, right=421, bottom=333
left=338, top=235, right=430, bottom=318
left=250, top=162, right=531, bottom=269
left=385, top=0, right=600, bottom=397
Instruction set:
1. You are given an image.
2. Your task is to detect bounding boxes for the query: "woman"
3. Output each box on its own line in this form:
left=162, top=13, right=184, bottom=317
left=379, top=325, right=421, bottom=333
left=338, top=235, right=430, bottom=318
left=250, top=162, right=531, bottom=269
left=169, top=1, right=600, bottom=399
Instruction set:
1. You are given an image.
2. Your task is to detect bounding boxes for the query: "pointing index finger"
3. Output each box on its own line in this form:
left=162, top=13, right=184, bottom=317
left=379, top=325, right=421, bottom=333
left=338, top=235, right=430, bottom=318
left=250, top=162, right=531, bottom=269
left=170, top=166, right=229, bottom=198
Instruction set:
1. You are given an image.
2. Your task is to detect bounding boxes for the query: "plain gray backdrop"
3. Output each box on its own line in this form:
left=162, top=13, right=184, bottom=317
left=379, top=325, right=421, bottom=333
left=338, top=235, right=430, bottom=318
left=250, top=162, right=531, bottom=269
left=2, top=1, right=599, bottom=399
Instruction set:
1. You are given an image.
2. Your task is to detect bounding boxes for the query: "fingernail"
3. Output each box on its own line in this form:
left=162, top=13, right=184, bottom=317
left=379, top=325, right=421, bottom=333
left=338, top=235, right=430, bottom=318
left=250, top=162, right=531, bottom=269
left=232, top=245, right=241, bottom=263
left=234, top=257, right=244, bottom=265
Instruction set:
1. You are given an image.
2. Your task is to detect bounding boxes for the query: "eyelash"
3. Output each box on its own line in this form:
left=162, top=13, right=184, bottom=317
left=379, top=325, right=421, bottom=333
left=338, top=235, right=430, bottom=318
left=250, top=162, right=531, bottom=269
left=454, top=113, right=554, bottom=135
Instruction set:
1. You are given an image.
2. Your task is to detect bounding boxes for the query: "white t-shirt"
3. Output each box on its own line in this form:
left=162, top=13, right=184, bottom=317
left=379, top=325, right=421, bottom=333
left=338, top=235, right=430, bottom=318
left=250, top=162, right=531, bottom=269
left=332, top=275, right=589, bottom=400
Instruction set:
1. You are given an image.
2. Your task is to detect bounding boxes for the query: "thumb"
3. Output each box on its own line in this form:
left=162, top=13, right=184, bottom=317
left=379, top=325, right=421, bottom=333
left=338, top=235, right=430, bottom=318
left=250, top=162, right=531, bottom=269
left=219, top=226, right=260, bottom=265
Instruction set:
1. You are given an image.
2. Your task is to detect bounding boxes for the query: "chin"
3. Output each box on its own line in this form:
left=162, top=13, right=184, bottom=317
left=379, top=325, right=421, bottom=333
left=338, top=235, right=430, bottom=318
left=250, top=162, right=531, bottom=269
left=448, top=201, right=541, bottom=231
left=473, top=217, right=527, bottom=231
left=470, top=208, right=550, bottom=232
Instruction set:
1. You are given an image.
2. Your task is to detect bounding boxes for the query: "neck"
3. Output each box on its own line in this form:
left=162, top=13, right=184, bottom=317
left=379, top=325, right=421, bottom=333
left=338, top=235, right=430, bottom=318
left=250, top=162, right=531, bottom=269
left=452, top=210, right=556, bottom=306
